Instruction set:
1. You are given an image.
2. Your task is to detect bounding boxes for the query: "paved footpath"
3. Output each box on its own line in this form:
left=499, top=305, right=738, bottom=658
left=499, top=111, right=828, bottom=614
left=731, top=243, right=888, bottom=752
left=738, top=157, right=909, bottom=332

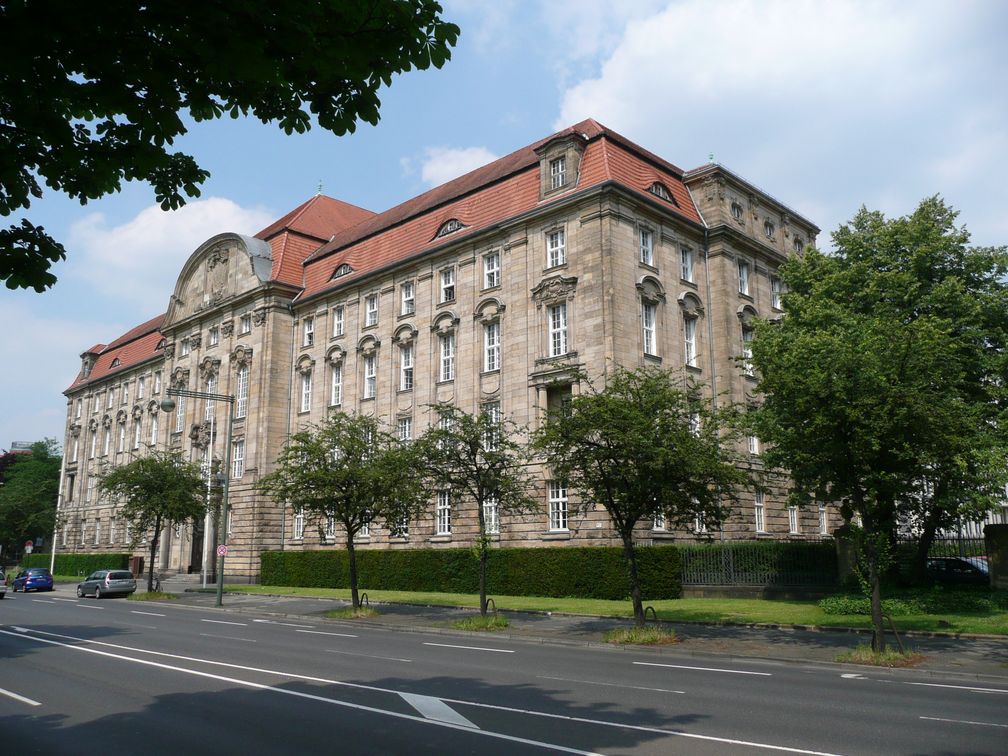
left=161, top=587, right=1008, bottom=681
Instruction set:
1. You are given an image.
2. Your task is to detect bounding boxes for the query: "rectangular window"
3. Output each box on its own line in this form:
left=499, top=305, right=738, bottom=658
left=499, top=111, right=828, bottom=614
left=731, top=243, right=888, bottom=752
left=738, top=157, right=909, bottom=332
left=325, top=515, right=336, bottom=540
left=483, top=252, right=500, bottom=289
left=137, top=377, right=145, bottom=400
left=154, top=371, right=161, bottom=394
left=232, top=440, right=245, bottom=479
left=300, top=371, right=312, bottom=413
left=62, top=523, right=68, bottom=547
left=549, top=155, right=566, bottom=190
left=86, top=476, right=95, bottom=504
left=755, top=491, right=766, bottom=533
left=440, top=268, right=455, bottom=303
left=180, top=338, right=190, bottom=357
left=641, top=302, right=656, bottom=356
left=107, top=388, right=115, bottom=408
left=742, top=327, right=754, bottom=376
left=653, top=511, right=666, bottom=531
left=436, top=490, right=451, bottom=535
left=363, top=354, right=377, bottom=399
left=71, top=437, right=79, bottom=462
left=439, top=333, right=455, bottom=382
left=149, top=413, right=158, bottom=446
left=90, top=430, right=97, bottom=459
left=546, top=229, right=566, bottom=268
left=738, top=260, right=750, bottom=295
left=400, top=281, right=415, bottom=315
left=208, top=326, right=219, bottom=347
left=397, top=417, right=412, bottom=441
left=771, top=276, right=782, bottom=309
left=294, top=508, right=305, bottom=540
left=66, top=473, right=75, bottom=502
left=227, top=509, right=233, bottom=538
left=94, top=518, right=101, bottom=545
left=205, top=375, right=217, bottom=421
left=333, top=305, right=345, bottom=337
left=133, top=418, right=141, bottom=450
left=239, top=314, right=252, bottom=334
left=236, top=365, right=249, bottom=418
left=548, top=481, right=568, bottom=531
left=330, top=363, right=343, bottom=406
left=122, top=382, right=128, bottom=405
left=681, top=247, right=694, bottom=282
left=482, top=401, right=501, bottom=451
left=818, top=503, right=828, bottom=535
left=365, top=294, right=379, bottom=326
left=683, top=316, right=698, bottom=368
left=483, top=497, right=499, bottom=535
left=75, top=399, right=82, bottom=418
left=303, top=316, right=315, bottom=347
left=390, top=514, right=409, bottom=538
left=175, top=396, right=186, bottom=433
left=695, top=513, right=707, bottom=534
left=789, top=505, right=800, bottom=534
left=748, top=435, right=760, bottom=455
left=81, top=518, right=87, bottom=544
left=639, top=228, right=654, bottom=266
left=399, top=344, right=413, bottom=391
left=548, top=303, right=568, bottom=357
left=103, top=428, right=111, bottom=455
left=484, top=321, right=500, bottom=372
left=109, top=517, right=116, bottom=545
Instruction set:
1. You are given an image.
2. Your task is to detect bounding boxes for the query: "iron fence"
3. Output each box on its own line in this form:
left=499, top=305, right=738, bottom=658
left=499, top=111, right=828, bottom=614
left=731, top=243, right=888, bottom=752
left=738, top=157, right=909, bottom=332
left=679, top=539, right=838, bottom=586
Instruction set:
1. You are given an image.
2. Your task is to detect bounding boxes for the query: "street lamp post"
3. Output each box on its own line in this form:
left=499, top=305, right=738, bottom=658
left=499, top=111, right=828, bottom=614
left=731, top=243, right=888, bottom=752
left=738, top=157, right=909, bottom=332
left=160, top=387, right=235, bottom=608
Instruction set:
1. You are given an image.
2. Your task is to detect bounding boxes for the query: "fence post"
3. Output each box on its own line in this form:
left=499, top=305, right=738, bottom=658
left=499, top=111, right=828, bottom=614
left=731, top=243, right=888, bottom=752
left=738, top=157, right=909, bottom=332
left=985, top=524, right=1008, bottom=590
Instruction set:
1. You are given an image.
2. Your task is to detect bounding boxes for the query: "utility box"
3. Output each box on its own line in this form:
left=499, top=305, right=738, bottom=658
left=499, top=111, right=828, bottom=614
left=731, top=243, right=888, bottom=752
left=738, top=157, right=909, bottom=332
left=129, top=556, right=144, bottom=578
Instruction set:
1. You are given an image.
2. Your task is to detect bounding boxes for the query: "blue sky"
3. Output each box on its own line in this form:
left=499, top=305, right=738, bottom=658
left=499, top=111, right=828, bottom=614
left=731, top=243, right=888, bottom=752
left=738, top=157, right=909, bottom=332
left=2, top=0, right=1006, bottom=450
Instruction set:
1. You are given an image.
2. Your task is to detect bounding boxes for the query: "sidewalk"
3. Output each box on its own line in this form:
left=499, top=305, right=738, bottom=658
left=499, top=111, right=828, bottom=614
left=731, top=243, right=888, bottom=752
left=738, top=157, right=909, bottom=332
left=164, top=588, right=1008, bottom=680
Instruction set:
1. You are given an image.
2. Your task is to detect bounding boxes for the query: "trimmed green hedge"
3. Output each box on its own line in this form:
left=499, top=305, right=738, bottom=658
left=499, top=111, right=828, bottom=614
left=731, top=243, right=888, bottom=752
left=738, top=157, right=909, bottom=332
left=23, top=552, right=131, bottom=575
left=260, top=545, right=682, bottom=601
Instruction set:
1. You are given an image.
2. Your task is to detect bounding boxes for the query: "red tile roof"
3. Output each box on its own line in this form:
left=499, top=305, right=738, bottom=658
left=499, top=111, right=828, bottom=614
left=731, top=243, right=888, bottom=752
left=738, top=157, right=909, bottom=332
left=66, top=314, right=166, bottom=394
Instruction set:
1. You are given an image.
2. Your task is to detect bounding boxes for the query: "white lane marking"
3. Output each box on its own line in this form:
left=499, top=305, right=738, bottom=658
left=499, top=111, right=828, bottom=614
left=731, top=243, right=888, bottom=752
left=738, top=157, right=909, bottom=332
left=52, top=597, right=77, bottom=602
left=907, top=682, right=1008, bottom=695
left=0, top=686, right=42, bottom=707
left=423, top=642, right=514, bottom=654
left=325, top=649, right=412, bottom=663
left=633, top=661, right=772, bottom=677
left=200, top=633, right=256, bottom=643
left=31, top=599, right=56, bottom=604
left=296, top=629, right=357, bottom=638
left=132, top=611, right=165, bottom=617
left=200, top=619, right=247, bottom=626
left=537, top=675, right=684, bottom=695
left=400, top=692, right=478, bottom=729
left=253, top=619, right=314, bottom=628
left=0, top=628, right=600, bottom=756
left=76, top=604, right=103, bottom=610
left=840, top=673, right=863, bottom=679
left=920, top=716, right=1008, bottom=729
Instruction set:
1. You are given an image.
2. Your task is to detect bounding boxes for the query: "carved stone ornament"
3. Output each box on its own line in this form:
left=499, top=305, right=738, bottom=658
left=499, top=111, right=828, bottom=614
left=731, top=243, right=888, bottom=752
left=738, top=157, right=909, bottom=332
left=296, top=356, right=315, bottom=376
left=357, top=335, right=380, bottom=355
left=116, top=409, right=128, bottom=425
left=230, top=345, right=254, bottom=368
left=170, top=367, right=190, bottom=388
left=189, top=333, right=202, bottom=349
left=252, top=308, right=267, bottom=327
left=636, top=277, right=666, bottom=303
left=678, top=291, right=704, bottom=316
left=198, top=357, right=221, bottom=379
left=88, top=418, right=99, bottom=432
left=430, top=314, right=460, bottom=334
left=147, top=399, right=160, bottom=416
left=530, top=275, right=578, bottom=306
left=164, top=343, right=176, bottom=358
left=474, top=299, right=505, bottom=324
left=391, top=326, right=418, bottom=345
left=102, top=414, right=113, bottom=429
left=736, top=304, right=758, bottom=327
left=221, top=319, right=234, bottom=337
left=326, top=345, right=345, bottom=365
left=131, top=404, right=143, bottom=419
left=69, top=423, right=81, bottom=438
left=703, top=174, right=726, bottom=203
left=189, top=420, right=213, bottom=450
left=748, top=193, right=760, bottom=219
left=207, top=248, right=229, bottom=270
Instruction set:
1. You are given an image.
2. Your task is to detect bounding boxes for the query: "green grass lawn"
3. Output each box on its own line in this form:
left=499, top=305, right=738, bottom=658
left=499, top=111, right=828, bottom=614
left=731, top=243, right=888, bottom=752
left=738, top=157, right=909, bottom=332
left=223, top=585, right=1008, bottom=635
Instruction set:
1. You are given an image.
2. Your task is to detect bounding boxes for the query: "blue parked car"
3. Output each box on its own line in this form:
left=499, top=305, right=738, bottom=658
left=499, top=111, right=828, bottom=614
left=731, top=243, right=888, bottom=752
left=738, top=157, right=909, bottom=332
left=12, top=567, right=54, bottom=592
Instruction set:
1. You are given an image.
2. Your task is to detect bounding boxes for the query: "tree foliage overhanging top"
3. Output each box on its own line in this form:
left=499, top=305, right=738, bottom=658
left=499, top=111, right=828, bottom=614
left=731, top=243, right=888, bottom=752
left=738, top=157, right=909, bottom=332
left=0, top=1, right=460, bottom=291
left=0, top=439, right=61, bottom=553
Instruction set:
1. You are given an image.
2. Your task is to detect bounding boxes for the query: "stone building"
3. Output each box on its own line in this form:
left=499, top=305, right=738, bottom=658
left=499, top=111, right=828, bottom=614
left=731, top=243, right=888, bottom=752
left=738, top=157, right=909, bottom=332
left=58, top=119, right=836, bottom=581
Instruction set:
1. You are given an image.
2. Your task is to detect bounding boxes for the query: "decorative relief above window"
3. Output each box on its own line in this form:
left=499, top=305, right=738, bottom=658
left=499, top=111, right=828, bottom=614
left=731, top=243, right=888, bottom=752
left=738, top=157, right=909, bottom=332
left=530, top=275, right=578, bottom=306
left=229, top=345, right=254, bottom=368
left=170, top=367, right=190, bottom=388
left=435, top=218, right=466, bottom=239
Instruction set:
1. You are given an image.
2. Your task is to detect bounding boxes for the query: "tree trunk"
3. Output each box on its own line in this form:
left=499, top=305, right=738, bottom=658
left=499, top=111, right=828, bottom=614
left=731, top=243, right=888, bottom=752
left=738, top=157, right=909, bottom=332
left=621, top=535, right=645, bottom=627
left=865, top=539, right=886, bottom=653
left=479, top=542, right=488, bottom=616
left=914, top=492, right=945, bottom=584
left=346, top=534, right=359, bottom=610
left=147, top=515, right=161, bottom=593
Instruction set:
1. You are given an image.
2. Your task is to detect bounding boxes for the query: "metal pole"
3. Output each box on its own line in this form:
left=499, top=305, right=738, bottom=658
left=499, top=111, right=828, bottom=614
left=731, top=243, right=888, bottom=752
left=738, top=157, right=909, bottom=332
left=216, top=399, right=234, bottom=608
left=50, top=445, right=68, bottom=574
left=202, top=408, right=215, bottom=589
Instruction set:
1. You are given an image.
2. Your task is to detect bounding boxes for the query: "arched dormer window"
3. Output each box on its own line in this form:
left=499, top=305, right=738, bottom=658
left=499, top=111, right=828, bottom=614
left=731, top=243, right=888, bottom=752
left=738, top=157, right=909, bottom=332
left=110, top=358, right=121, bottom=367
left=435, top=218, right=465, bottom=239
left=156, top=338, right=166, bottom=350
left=648, top=182, right=676, bottom=205
left=331, top=263, right=353, bottom=280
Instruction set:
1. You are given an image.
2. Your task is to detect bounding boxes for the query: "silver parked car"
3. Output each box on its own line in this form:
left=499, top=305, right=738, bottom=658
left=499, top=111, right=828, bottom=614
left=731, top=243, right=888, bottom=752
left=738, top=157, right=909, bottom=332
left=77, top=570, right=137, bottom=598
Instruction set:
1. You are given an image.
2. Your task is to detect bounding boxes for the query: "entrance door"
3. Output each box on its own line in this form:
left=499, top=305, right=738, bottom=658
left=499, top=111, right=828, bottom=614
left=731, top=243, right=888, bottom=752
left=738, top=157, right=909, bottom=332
left=189, top=520, right=204, bottom=575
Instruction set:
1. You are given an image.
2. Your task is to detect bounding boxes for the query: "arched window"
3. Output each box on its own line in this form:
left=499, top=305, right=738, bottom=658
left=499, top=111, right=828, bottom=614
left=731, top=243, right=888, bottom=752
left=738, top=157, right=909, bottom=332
left=435, top=218, right=465, bottom=238
left=648, top=182, right=673, bottom=202
left=331, top=263, right=353, bottom=280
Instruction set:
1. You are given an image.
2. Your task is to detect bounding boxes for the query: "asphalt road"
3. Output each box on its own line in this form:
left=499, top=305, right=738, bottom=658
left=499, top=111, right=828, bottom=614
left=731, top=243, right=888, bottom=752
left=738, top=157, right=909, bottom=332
left=1, top=586, right=1006, bottom=755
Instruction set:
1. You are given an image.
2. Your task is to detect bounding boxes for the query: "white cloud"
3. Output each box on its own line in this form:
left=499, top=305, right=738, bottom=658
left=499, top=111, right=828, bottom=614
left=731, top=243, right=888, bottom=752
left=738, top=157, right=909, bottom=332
left=418, top=146, right=500, bottom=187
left=68, top=197, right=274, bottom=307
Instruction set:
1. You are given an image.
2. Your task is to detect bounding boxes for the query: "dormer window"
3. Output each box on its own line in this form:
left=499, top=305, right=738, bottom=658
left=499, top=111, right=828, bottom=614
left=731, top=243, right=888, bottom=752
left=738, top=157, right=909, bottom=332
left=648, top=182, right=674, bottom=203
left=110, top=358, right=120, bottom=368
left=435, top=218, right=465, bottom=239
left=331, top=263, right=353, bottom=280
left=550, top=156, right=566, bottom=190
left=156, top=338, right=166, bottom=350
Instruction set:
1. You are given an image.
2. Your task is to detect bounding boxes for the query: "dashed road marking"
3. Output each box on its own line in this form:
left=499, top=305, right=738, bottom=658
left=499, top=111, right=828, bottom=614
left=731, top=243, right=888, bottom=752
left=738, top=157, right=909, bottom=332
left=423, top=642, right=514, bottom=654
left=0, top=686, right=41, bottom=707
left=634, top=661, right=771, bottom=676
left=920, top=716, right=1008, bottom=728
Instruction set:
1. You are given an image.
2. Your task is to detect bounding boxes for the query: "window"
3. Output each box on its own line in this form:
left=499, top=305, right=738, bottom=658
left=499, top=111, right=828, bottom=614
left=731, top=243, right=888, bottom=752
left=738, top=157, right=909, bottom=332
left=484, top=252, right=500, bottom=289
left=174, top=396, right=186, bottom=433
left=103, top=428, right=111, bottom=456
left=236, top=365, right=249, bottom=418
left=738, top=260, right=750, bottom=295
left=330, top=363, right=343, bottom=405
left=109, top=517, right=116, bottom=545
left=649, top=182, right=672, bottom=201
left=436, top=490, right=451, bottom=535
left=549, top=155, right=566, bottom=190
left=81, top=518, right=87, bottom=544
left=227, top=509, right=233, bottom=537
left=205, top=375, right=217, bottom=421
left=546, top=229, right=566, bottom=268
left=133, top=418, right=141, bottom=450
left=107, top=388, right=115, bottom=408
left=332, top=263, right=353, bottom=279
left=764, top=220, right=775, bottom=239
left=793, top=236, right=805, bottom=253
left=232, top=440, right=245, bottom=479
left=755, top=491, right=766, bottom=533
left=333, top=305, right=345, bottom=337
left=484, top=497, right=499, bottom=534
left=153, top=371, right=161, bottom=394
left=681, top=248, right=694, bottom=283
left=653, top=511, right=666, bottom=531
left=484, top=321, right=500, bottom=372
left=684, top=316, right=698, bottom=368
left=149, top=413, right=158, bottom=445
left=116, top=423, right=125, bottom=453
left=694, top=512, right=707, bottom=534
left=239, top=314, right=252, bottom=334
left=688, top=411, right=701, bottom=436
left=436, top=218, right=464, bottom=238
left=365, top=294, right=379, bottom=326
left=92, top=394, right=99, bottom=413
left=439, top=332, right=455, bottom=382
left=548, top=303, right=568, bottom=357
left=390, top=514, right=409, bottom=538
left=90, top=430, right=97, bottom=459
left=325, top=515, right=336, bottom=540
left=400, top=281, right=415, bottom=315
left=731, top=201, right=744, bottom=221
left=359, top=521, right=370, bottom=539
left=86, top=477, right=95, bottom=503
left=818, top=503, right=828, bottom=535
left=548, top=481, right=568, bottom=531
left=641, top=302, right=657, bottom=356
left=71, top=437, right=79, bottom=462
left=363, top=354, right=377, bottom=399
left=742, top=327, right=754, bottom=376
left=66, top=473, right=75, bottom=501
left=748, top=434, right=760, bottom=455
left=788, top=505, right=800, bottom=534
left=294, top=508, right=305, bottom=540
left=482, top=401, right=501, bottom=451
left=121, top=382, right=128, bottom=405
left=94, top=518, right=101, bottom=545
left=209, top=326, right=219, bottom=347
left=399, top=344, right=413, bottom=391
left=300, top=371, right=312, bottom=413
left=137, top=377, right=145, bottom=400
left=75, top=399, right=82, bottom=418
left=639, top=228, right=654, bottom=266
left=180, top=338, right=190, bottom=357
left=303, top=316, right=315, bottom=347
left=62, top=523, right=68, bottom=547
left=440, top=268, right=455, bottom=303
left=397, top=417, right=412, bottom=441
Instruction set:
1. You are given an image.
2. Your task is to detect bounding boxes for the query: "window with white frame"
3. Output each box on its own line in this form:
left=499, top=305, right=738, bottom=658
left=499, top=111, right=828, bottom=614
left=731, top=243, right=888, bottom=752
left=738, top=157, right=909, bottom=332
left=300, top=370, right=312, bottom=412
left=239, top=313, right=252, bottom=334
left=232, top=439, right=245, bottom=478
left=94, top=518, right=101, bottom=545
left=303, top=316, right=315, bottom=347
left=548, top=302, right=568, bottom=357
left=397, top=416, right=412, bottom=441
left=365, top=294, right=379, bottom=326
left=641, top=302, right=657, bottom=356
left=80, top=518, right=87, bottom=544
left=399, top=344, right=413, bottom=390
left=738, top=260, right=750, bottom=295
left=771, top=276, right=782, bottom=309
left=325, top=514, right=336, bottom=540
left=546, top=229, right=566, bottom=268
left=681, top=247, right=694, bottom=283
left=818, top=503, right=828, bottom=535
left=788, top=505, right=800, bottom=534
left=236, top=365, right=249, bottom=418
left=439, top=332, right=455, bottom=382
left=109, top=517, right=116, bottom=545
left=764, top=220, right=775, bottom=239
left=107, top=388, right=115, bottom=408
left=548, top=481, right=568, bottom=531
left=755, top=491, right=766, bottom=533
left=103, top=428, right=111, bottom=455
left=748, top=434, right=760, bottom=455
left=363, top=354, right=377, bottom=399
left=62, top=522, right=68, bottom=547
left=332, top=305, right=345, bottom=337
left=175, top=395, right=186, bottom=432
left=358, top=520, right=370, bottom=539
left=180, top=338, right=190, bottom=357
left=122, top=382, right=128, bottom=405
left=90, top=430, right=97, bottom=458
left=227, top=509, right=232, bottom=537
left=117, top=423, right=125, bottom=452
left=293, top=508, right=305, bottom=540
left=154, top=371, right=161, bottom=393
left=688, top=411, right=701, bottom=436
left=793, top=236, right=805, bottom=253
left=741, top=327, right=754, bottom=376
left=440, top=268, right=455, bottom=303
left=550, top=155, right=566, bottom=190
left=639, top=228, right=654, bottom=266
left=137, top=376, right=145, bottom=400
left=400, top=281, right=415, bottom=315
left=149, top=413, right=159, bottom=445
left=436, top=490, right=451, bottom=535
left=482, top=401, right=501, bottom=451
left=484, top=321, right=500, bottom=372
left=483, top=496, right=499, bottom=534
left=133, top=418, right=141, bottom=449
left=694, top=512, right=707, bottom=534
left=330, top=363, right=342, bottom=405
left=683, top=315, right=698, bottom=368
left=85, top=476, right=94, bottom=503
left=71, top=437, right=79, bottom=462
left=75, top=399, right=82, bottom=418
left=205, top=375, right=217, bottom=421
left=209, top=326, right=219, bottom=347
left=653, top=511, right=666, bottom=531
left=484, top=251, right=500, bottom=289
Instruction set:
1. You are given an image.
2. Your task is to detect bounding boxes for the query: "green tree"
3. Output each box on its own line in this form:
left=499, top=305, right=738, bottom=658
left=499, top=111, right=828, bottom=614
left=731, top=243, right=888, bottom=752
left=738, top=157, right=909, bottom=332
left=0, top=1, right=460, bottom=291
left=750, top=197, right=1008, bottom=651
left=533, top=367, right=748, bottom=626
left=98, top=451, right=207, bottom=591
left=258, top=412, right=427, bottom=609
left=417, top=405, right=538, bottom=616
left=0, top=440, right=61, bottom=558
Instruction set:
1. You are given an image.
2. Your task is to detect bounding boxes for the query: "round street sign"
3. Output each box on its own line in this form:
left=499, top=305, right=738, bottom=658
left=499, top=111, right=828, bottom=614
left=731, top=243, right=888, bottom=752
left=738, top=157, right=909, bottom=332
left=216, top=544, right=228, bottom=557
left=24, top=540, right=33, bottom=554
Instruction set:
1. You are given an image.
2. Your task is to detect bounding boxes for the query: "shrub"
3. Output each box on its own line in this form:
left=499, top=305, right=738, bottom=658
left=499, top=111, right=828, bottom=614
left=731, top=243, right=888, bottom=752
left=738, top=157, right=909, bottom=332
left=819, top=588, right=1008, bottom=616
left=22, top=553, right=131, bottom=575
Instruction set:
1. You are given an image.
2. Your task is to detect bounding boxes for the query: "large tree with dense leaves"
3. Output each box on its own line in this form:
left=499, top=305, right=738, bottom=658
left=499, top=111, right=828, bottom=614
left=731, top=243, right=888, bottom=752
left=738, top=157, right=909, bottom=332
left=533, top=367, right=748, bottom=626
left=258, top=412, right=428, bottom=609
left=0, top=440, right=60, bottom=558
left=750, top=197, right=1008, bottom=651
left=98, top=451, right=207, bottom=591
left=0, top=1, right=460, bottom=291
